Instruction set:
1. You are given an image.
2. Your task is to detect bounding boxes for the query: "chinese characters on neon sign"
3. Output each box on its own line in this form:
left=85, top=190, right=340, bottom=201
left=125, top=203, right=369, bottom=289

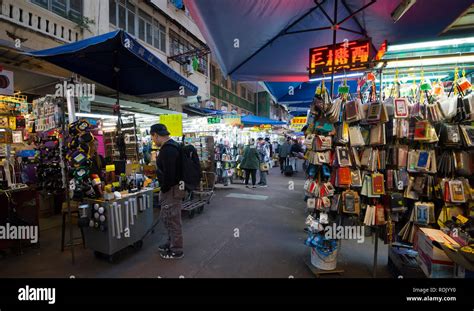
left=309, top=39, right=371, bottom=78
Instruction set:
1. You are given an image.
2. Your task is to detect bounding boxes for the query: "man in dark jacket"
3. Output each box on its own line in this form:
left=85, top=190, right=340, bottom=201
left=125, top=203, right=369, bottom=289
left=278, top=137, right=292, bottom=174
left=151, top=124, right=185, bottom=259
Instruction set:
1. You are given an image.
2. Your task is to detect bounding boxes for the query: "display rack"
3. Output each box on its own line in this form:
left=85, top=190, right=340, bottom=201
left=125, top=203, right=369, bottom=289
left=183, top=134, right=215, bottom=172
left=104, top=114, right=142, bottom=162
left=82, top=188, right=154, bottom=262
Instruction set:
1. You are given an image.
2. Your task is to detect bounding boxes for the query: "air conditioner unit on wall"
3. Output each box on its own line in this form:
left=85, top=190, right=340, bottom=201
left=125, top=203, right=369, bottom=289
left=184, top=59, right=194, bottom=75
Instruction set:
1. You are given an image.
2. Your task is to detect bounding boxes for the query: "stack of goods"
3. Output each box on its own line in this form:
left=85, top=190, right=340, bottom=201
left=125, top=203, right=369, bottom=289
left=215, top=143, right=235, bottom=185
left=303, top=75, right=474, bottom=252
left=103, top=115, right=141, bottom=162
left=0, top=95, right=29, bottom=144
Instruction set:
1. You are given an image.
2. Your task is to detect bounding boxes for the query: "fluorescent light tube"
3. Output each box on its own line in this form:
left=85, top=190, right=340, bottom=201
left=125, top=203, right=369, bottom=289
left=388, top=37, right=474, bottom=52
left=309, top=72, right=364, bottom=82
left=383, top=55, right=474, bottom=69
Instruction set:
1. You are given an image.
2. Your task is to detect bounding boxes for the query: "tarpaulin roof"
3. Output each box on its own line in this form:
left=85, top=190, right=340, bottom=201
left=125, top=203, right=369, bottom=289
left=264, top=79, right=359, bottom=105
left=241, top=115, right=287, bottom=126
left=289, top=110, right=309, bottom=117
left=183, top=105, right=227, bottom=116
left=185, top=0, right=472, bottom=82
left=27, top=30, right=198, bottom=97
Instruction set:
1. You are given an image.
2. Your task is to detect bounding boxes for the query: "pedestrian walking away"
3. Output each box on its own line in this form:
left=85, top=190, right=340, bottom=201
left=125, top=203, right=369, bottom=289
left=279, top=137, right=292, bottom=173
left=240, top=138, right=259, bottom=188
left=257, top=137, right=270, bottom=187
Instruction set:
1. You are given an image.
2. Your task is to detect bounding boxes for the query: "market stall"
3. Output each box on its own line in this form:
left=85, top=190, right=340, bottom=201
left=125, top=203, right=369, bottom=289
left=301, top=37, right=474, bottom=277
left=24, top=29, right=198, bottom=262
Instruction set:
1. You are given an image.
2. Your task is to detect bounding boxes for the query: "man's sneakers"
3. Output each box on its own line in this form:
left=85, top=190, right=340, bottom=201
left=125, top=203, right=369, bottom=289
left=260, top=184, right=268, bottom=188
left=252, top=185, right=257, bottom=188
left=160, top=250, right=184, bottom=260
left=158, top=243, right=170, bottom=252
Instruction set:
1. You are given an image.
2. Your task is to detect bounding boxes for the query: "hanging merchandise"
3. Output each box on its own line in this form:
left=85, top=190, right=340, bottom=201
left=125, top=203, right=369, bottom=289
left=303, top=66, right=474, bottom=270
left=32, top=96, right=63, bottom=132
left=33, top=96, right=67, bottom=193
left=66, top=118, right=99, bottom=201
left=35, top=131, right=65, bottom=193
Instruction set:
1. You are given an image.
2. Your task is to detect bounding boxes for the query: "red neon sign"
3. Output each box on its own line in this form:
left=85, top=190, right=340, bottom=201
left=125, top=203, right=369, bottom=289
left=309, top=39, right=371, bottom=78
left=375, top=40, right=387, bottom=61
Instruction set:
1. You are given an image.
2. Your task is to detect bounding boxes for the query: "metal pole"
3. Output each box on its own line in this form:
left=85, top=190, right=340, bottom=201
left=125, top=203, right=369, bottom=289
left=373, top=227, right=378, bottom=278
left=379, top=69, right=383, bottom=103
left=330, top=0, right=338, bottom=98
left=62, top=97, right=75, bottom=264
left=256, top=81, right=259, bottom=116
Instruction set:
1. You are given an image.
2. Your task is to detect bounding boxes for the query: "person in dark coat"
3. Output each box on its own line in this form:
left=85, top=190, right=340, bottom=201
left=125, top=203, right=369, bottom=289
left=151, top=124, right=185, bottom=260
left=240, top=138, right=259, bottom=188
left=278, top=137, right=292, bottom=173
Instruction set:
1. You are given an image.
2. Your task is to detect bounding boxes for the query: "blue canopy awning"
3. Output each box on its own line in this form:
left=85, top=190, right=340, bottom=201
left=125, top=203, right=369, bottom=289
left=289, top=110, right=309, bottom=117
left=27, top=30, right=198, bottom=98
left=241, top=115, right=286, bottom=126
left=183, top=105, right=227, bottom=116
left=185, top=0, right=472, bottom=82
left=265, top=79, right=359, bottom=106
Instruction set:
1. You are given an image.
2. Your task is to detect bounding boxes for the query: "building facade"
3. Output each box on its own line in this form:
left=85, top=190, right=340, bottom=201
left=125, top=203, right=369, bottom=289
left=0, top=0, right=279, bottom=117
left=208, top=59, right=256, bottom=115
left=0, top=0, right=211, bottom=112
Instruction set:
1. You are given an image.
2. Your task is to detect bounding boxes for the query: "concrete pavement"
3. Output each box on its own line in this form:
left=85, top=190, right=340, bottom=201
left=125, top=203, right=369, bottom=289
left=0, top=167, right=391, bottom=278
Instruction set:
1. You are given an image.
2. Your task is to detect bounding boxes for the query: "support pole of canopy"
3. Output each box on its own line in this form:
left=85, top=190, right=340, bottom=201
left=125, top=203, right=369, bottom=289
left=114, top=48, right=126, bottom=161
left=63, top=91, right=75, bottom=264
left=330, top=0, right=338, bottom=98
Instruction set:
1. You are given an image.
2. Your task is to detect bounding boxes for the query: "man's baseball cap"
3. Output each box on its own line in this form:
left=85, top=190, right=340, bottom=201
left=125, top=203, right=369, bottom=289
left=150, top=124, right=170, bottom=136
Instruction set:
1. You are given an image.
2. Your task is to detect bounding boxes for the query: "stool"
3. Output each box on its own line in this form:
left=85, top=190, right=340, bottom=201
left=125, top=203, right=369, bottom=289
left=61, top=203, right=86, bottom=252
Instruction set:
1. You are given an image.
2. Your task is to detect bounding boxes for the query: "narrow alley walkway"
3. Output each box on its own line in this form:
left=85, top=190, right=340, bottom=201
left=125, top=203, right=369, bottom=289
left=0, top=166, right=391, bottom=278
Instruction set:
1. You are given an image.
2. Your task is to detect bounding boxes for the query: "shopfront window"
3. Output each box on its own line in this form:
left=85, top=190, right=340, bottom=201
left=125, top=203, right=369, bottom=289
left=127, top=3, right=136, bottom=35
left=31, top=0, right=83, bottom=22
left=169, top=30, right=207, bottom=75
left=210, top=64, right=217, bottom=82
left=247, top=92, right=253, bottom=102
left=159, top=24, right=166, bottom=52
left=240, top=86, right=246, bottom=99
left=110, top=1, right=167, bottom=53
left=221, top=74, right=227, bottom=88
left=198, top=55, right=208, bottom=76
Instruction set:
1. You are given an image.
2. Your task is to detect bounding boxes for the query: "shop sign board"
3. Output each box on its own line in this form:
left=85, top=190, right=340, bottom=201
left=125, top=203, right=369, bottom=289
left=290, top=116, right=307, bottom=131
left=159, top=114, right=183, bottom=137
left=309, top=39, right=371, bottom=77
left=222, top=115, right=241, bottom=126
left=0, top=69, right=14, bottom=96
left=207, top=117, right=221, bottom=124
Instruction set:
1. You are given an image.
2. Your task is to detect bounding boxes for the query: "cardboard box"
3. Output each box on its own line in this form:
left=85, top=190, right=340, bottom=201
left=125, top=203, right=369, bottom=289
left=414, top=228, right=459, bottom=278
left=454, top=264, right=474, bottom=279
left=417, top=248, right=454, bottom=278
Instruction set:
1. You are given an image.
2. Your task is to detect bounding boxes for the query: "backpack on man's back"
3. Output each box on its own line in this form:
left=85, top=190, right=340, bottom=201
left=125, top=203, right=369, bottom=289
left=181, top=144, right=202, bottom=191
